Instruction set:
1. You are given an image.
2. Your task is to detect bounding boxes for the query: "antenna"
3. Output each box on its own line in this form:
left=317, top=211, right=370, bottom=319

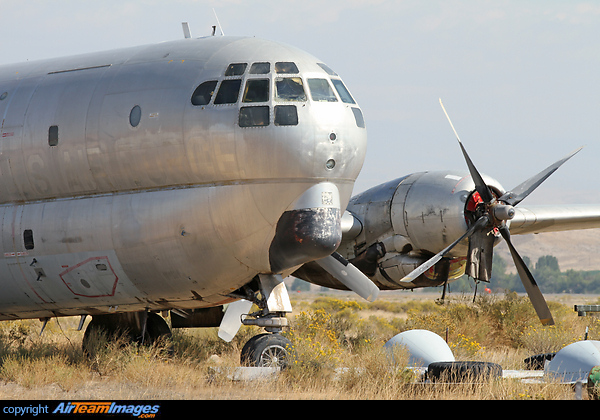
left=182, top=22, right=192, bottom=39
left=213, top=8, right=225, bottom=36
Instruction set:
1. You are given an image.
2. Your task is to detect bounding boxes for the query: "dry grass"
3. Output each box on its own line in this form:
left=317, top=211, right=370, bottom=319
left=0, top=291, right=598, bottom=400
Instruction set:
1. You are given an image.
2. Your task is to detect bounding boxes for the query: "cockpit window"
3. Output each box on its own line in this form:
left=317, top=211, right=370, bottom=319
left=243, top=79, right=270, bottom=103
left=275, top=62, right=299, bottom=74
left=214, top=79, right=242, bottom=104
left=250, top=62, right=270, bottom=74
left=225, top=63, right=247, bottom=76
left=307, top=79, right=337, bottom=102
left=275, top=77, right=306, bottom=102
left=239, top=106, right=270, bottom=127
left=331, top=79, right=355, bottom=104
left=317, top=63, right=338, bottom=76
left=191, top=80, right=218, bottom=106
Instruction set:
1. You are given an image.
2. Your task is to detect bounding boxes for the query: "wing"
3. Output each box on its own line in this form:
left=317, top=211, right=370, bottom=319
left=509, top=205, right=600, bottom=235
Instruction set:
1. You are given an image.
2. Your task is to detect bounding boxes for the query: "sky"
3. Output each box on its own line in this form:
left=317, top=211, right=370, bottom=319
left=0, top=0, right=599, bottom=205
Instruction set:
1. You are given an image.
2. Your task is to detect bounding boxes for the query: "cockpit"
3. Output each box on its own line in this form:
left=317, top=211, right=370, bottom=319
left=190, top=61, right=365, bottom=129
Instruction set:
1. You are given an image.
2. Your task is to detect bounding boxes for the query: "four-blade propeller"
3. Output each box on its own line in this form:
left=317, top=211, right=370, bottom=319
left=401, top=99, right=582, bottom=326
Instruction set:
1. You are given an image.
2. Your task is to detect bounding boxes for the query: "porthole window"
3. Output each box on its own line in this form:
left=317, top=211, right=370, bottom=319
left=0, top=92, right=7, bottom=101
left=48, top=125, right=59, bottom=147
left=24, top=229, right=34, bottom=250
left=129, top=105, right=141, bottom=127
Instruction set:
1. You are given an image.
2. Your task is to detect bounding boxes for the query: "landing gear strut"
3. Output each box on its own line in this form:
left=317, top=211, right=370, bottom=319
left=225, top=274, right=295, bottom=368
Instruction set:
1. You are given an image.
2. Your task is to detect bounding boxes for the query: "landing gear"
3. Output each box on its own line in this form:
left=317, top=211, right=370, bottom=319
left=225, top=274, right=295, bottom=368
left=82, top=311, right=172, bottom=357
left=240, top=333, right=294, bottom=368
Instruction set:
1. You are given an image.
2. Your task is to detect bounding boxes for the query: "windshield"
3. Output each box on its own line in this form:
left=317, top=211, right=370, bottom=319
left=307, top=79, right=337, bottom=102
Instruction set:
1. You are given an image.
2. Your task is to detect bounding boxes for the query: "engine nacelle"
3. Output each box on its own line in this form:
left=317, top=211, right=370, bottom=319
left=344, top=170, right=505, bottom=288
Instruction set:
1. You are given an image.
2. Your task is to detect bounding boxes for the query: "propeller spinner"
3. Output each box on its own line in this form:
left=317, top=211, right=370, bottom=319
left=401, top=100, right=582, bottom=326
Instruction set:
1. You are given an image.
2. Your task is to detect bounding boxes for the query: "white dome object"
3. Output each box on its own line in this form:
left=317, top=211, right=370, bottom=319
left=384, top=329, right=455, bottom=367
left=545, top=340, right=600, bottom=383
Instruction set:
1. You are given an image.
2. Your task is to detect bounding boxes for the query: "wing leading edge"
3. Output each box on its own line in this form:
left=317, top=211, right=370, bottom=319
left=509, top=205, right=600, bottom=235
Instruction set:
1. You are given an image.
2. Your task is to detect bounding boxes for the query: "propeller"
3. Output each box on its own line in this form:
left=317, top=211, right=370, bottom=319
left=316, top=252, right=380, bottom=302
left=218, top=299, right=253, bottom=342
left=401, top=100, right=582, bottom=326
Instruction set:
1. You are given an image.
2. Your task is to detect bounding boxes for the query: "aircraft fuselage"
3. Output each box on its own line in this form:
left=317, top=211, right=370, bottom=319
left=0, top=36, right=367, bottom=320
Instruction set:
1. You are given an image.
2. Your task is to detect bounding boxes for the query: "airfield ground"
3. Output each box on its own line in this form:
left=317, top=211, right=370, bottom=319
left=0, top=289, right=598, bottom=400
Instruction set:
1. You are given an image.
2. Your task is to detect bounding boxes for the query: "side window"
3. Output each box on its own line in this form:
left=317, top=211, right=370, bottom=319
left=48, top=125, right=59, bottom=146
left=225, top=63, right=247, bottom=76
left=352, top=108, right=365, bottom=128
left=129, top=106, right=141, bottom=127
left=331, top=79, right=356, bottom=104
left=243, top=79, right=270, bottom=103
left=214, top=79, right=242, bottom=104
left=24, top=229, right=34, bottom=250
left=191, top=80, right=218, bottom=106
left=317, top=63, right=338, bottom=76
left=307, top=79, right=337, bottom=102
left=275, top=78, right=306, bottom=102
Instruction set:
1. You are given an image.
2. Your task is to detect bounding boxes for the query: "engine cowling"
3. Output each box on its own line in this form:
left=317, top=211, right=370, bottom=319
left=344, top=170, right=505, bottom=288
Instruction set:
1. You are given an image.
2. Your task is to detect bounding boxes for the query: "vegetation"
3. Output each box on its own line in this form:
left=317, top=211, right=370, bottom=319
left=0, top=292, right=598, bottom=400
left=451, top=253, right=600, bottom=295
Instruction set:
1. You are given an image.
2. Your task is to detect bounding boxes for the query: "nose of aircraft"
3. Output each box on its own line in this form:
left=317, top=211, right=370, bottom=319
left=269, top=182, right=342, bottom=273
left=194, top=37, right=367, bottom=273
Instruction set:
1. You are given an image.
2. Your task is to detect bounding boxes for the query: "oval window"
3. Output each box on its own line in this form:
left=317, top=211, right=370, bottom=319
left=129, top=105, right=141, bottom=127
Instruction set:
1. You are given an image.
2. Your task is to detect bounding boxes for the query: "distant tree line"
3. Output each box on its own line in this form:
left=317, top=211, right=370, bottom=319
left=290, top=253, right=600, bottom=295
left=454, top=253, right=600, bottom=295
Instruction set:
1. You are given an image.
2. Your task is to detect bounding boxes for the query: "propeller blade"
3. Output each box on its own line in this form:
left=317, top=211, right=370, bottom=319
left=498, top=225, right=555, bottom=326
left=400, top=215, right=489, bottom=283
left=498, top=147, right=583, bottom=206
left=218, top=299, right=253, bottom=342
left=316, top=253, right=379, bottom=302
left=439, top=99, right=494, bottom=203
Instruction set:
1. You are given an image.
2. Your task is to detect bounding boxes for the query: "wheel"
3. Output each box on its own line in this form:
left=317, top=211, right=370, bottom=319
left=426, top=361, right=502, bottom=383
left=240, top=334, right=294, bottom=368
left=143, top=312, right=172, bottom=343
left=82, top=312, right=173, bottom=357
left=523, top=352, right=556, bottom=370
left=81, top=317, right=122, bottom=358
left=143, top=312, right=173, bottom=355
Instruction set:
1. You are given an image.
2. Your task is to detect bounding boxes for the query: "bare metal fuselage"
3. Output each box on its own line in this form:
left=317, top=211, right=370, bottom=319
left=0, top=36, right=367, bottom=320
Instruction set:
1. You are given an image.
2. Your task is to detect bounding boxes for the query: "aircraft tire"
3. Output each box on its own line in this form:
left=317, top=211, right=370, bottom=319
left=144, top=312, right=172, bottom=342
left=240, top=333, right=294, bottom=369
left=523, top=352, right=556, bottom=370
left=426, top=361, right=502, bottom=383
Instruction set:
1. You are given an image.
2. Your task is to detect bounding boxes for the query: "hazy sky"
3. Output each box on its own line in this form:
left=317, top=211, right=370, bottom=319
left=1, top=0, right=598, bottom=204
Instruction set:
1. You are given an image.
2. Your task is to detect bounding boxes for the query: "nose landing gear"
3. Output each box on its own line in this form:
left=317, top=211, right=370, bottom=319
left=223, top=273, right=296, bottom=368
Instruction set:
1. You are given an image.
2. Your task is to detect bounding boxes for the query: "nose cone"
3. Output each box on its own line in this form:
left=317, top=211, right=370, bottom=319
left=269, top=183, right=342, bottom=273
